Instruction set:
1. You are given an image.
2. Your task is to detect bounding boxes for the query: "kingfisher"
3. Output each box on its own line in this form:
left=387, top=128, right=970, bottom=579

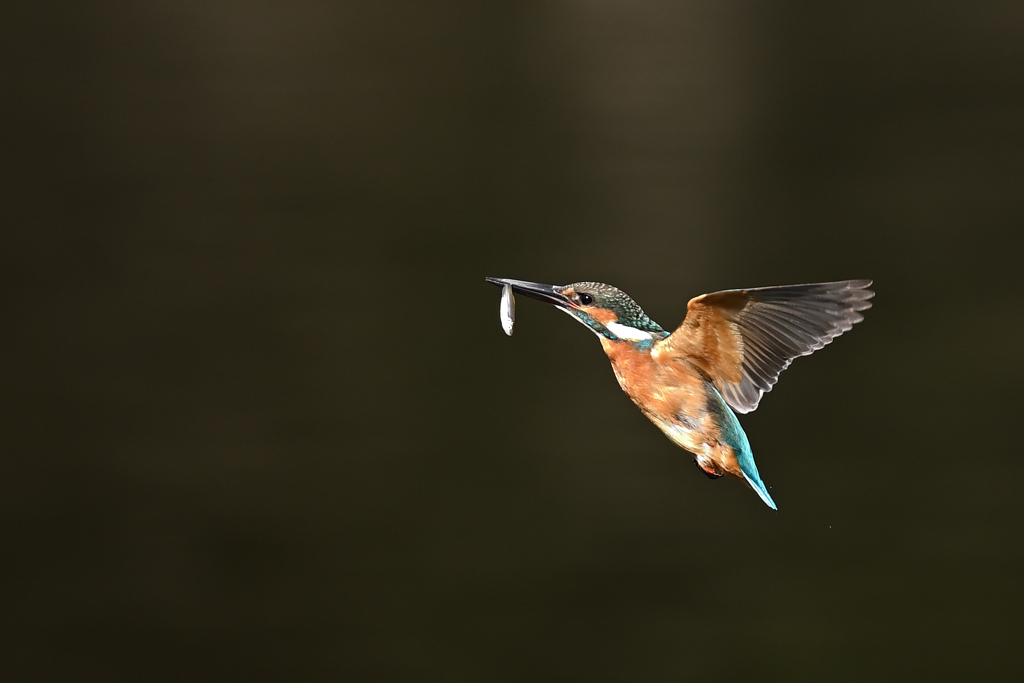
left=485, top=277, right=874, bottom=509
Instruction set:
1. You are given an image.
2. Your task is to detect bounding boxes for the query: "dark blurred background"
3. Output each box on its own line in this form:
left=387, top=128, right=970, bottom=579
left=2, top=1, right=1023, bottom=680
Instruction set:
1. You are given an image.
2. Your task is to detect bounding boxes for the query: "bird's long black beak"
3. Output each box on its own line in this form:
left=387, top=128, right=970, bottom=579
left=485, top=277, right=570, bottom=307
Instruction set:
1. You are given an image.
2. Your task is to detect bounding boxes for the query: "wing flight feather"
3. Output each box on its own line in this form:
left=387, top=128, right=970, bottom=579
left=655, top=280, right=874, bottom=413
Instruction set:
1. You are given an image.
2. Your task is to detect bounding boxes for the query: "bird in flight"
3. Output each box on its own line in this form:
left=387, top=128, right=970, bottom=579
left=486, top=277, right=874, bottom=509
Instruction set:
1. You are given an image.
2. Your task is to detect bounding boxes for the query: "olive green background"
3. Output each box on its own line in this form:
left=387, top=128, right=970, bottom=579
left=3, top=2, right=1023, bottom=680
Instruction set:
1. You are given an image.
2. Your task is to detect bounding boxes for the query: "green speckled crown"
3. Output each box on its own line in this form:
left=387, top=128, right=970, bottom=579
left=567, top=281, right=668, bottom=337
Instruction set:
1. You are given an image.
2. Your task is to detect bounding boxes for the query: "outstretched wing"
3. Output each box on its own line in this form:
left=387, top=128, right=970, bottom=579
left=654, top=280, right=874, bottom=413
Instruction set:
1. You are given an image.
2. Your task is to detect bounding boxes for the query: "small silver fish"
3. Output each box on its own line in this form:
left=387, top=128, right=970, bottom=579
left=499, top=283, right=515, bottom=336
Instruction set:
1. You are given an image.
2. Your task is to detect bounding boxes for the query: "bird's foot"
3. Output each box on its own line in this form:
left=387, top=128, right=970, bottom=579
left=693, top=458, right=723, bottom=479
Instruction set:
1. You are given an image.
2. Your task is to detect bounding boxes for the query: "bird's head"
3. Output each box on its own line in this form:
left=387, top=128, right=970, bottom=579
left=486, top=278, right=667, bottom=347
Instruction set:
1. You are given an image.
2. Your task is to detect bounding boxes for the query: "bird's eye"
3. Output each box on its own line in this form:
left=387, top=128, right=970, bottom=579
left=578, top=293, right=594, bottom=305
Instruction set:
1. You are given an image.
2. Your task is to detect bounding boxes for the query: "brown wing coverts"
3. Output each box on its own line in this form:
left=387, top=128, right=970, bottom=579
left=661, top=280, right=874, bottom=414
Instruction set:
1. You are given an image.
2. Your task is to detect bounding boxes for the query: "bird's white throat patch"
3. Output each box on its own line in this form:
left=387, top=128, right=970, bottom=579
left=606, top=321, right=653, bottom=341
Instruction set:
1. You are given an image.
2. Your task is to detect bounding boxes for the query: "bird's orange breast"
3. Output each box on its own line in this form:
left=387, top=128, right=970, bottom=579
left=599, top=337, right=739, bottom=476
left=599, top=339, right=715, bottom=441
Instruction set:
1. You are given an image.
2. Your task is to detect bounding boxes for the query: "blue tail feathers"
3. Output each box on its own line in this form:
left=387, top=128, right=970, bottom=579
left=707, top=385, right=777, bottom=510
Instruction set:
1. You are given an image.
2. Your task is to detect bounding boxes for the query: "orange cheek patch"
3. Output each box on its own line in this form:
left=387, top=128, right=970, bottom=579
left=588, top=309, right=618, bottom=325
